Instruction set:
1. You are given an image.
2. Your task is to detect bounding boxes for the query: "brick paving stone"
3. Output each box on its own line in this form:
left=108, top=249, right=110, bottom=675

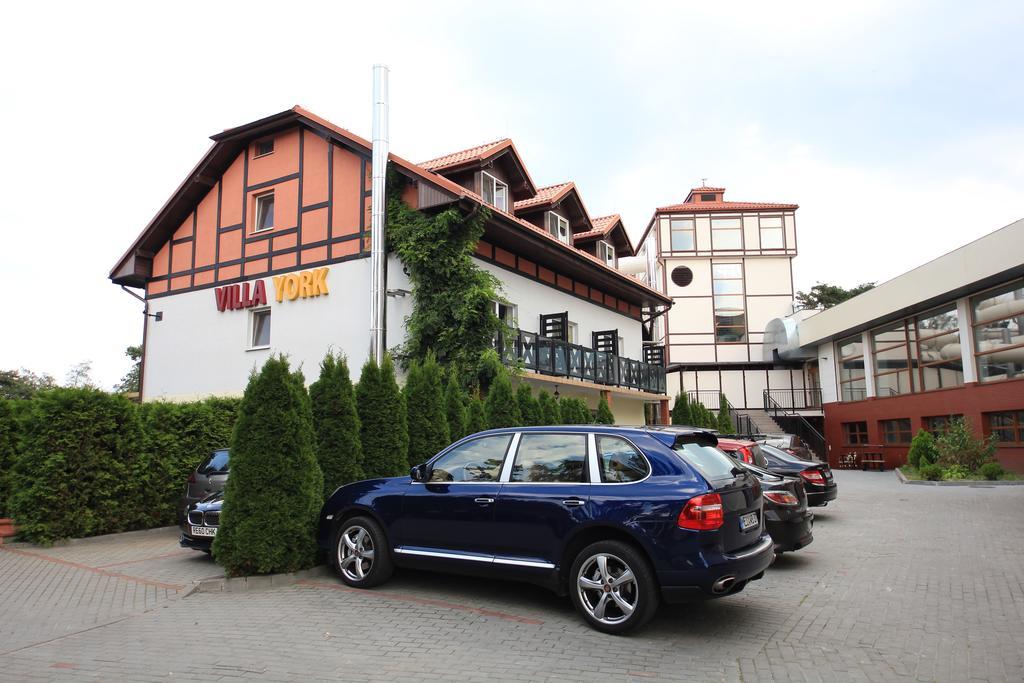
left=1, top=472, right=1023, bottom=681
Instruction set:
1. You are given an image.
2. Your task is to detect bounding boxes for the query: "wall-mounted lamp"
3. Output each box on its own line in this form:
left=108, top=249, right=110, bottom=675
left=553, top=385, right=560, bottom=399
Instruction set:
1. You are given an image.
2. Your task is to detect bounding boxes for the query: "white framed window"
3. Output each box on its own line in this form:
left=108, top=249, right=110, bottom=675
left=494, top=300, right=518, bottom=328
left=759, top=215, right=785, bottom=249
left=567, top=321, right=579, bottom=344
left=547, top=211, right=570, bottom=245
left=598, top=240, right=616, bottom=268
left=254, top=192, right=275, bottom=233
left=481, top=172, right=508, bottom=211
left=711, top=216, right=742, bottom=250
left=669, top=217, right=696, bottom=251
left=248, top=307, right=272, bottom=349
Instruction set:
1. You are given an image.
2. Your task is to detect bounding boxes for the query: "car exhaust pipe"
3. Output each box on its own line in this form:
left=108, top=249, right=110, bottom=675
left=711, top=575, right=736, bottom=594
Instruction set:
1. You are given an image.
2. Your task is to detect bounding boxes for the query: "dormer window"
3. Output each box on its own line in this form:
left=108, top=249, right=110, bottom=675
left=598, top=241, right=616, bottom=268
left=547, top=212, right=570, bottom=245
left=481, top=172, right=508, bottom=211
left=255, top=139, right=274, bottom=157
left=700, top=193, right=716, bottom=201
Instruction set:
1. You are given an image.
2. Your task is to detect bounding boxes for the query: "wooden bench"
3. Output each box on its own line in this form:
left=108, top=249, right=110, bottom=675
left=860, top=450, right=886, bottom=471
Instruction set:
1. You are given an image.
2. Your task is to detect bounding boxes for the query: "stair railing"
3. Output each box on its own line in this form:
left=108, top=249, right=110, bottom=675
left=762, top=391, right=827, bottom=460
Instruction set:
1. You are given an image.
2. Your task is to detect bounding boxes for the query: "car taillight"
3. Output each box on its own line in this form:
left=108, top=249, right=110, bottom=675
left=737, top=446, right=754, bottom=464
left=800, top=469, right=826, bottom=486
left=678, top=493, right=724, bottom=531
left=764, top=491, right=799, bottom=506
left=187, top=473, right=197, bottom=484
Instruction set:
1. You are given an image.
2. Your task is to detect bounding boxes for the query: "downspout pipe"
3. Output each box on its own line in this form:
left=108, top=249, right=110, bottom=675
left=368, top=64, right=390, bottom=364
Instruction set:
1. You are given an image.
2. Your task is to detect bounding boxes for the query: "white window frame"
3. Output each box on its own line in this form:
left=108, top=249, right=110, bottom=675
left=567, top=321, right=579, bottom=345
left=481, top=171, right=508, bottom=212
left=598, top=240, right=616, bottom=268
left=254, top=191, right=275, bottom=233
left=494, top=300, right=519, bottom=328
left=248, top=307, right=272, bottom=350
left=548, top=211, right=571, bottom=245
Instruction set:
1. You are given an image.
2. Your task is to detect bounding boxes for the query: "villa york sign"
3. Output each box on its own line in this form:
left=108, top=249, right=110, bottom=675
left=214, top=267, right=330, bottom=311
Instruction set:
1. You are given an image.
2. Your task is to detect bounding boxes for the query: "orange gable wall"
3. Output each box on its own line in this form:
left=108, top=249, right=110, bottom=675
left=146, top=126, right=371, bottom=298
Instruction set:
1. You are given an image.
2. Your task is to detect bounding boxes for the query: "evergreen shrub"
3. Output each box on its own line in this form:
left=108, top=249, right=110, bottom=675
left=309, top=353, right=364, bottom=498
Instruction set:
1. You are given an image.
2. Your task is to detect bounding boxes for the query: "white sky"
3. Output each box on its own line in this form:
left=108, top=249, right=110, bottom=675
left=2, top=0, right=1022, bottom=388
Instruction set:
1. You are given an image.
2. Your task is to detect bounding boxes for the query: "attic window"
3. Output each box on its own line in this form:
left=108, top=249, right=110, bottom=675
left=599, top=241, right=616, bottom=268
left=547, top=212, right=570, bottom=245
left=253, top=140, right=274, bottom=158
left=700, top=193, right=716, bottom=201
left=481, top=172, right=508, bottom=211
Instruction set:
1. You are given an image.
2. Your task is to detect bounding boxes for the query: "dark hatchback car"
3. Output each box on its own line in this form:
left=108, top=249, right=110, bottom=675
left=180, top=492, right=222, bottom=553
left=178, top=449, right=229, bottom=523
left=741, top=463, right=813, bottom=553
left=759, top=444, right=837, bottom=507
left=317, top=426, right=774, bottom=634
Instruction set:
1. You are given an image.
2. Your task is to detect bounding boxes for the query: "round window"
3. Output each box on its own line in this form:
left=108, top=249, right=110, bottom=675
left=671, top=266, right=694, bottom=287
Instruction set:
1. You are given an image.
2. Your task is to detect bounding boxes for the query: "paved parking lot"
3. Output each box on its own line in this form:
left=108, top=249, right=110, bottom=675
left=2, top=471, right=1024, bottom=682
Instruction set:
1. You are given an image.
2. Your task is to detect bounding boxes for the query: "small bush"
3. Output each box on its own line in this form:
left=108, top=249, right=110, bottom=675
left=405, top=353, right=449, bottom=467
left=537, top=390, right=560, bottom=425
left=595, top=397, right=615, bottom=425
left=309, top=353, right=364, bottom=498
left=936, top=418, right=996, bottom=471
left=516, top=383, right=541, bottom=427
left=214, top=357, right=323, bottom=577
left=919, top=463, right=944, bottom=481
left=484, top=368, right=521, bottom=429
left=978, top=462, right=1005, bottom=481
left=465, top=393, right=487, bottom=435
left=907, top=429, right=938, bottom=468
left=942, top=464, right=970, bottom=481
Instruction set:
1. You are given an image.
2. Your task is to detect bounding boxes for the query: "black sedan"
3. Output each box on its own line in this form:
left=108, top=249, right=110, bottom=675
left=759, top=444, right=837, bottom=507
left=741, top=462, right=814, bottom=553
left=180, top=492, right=222, bottom=553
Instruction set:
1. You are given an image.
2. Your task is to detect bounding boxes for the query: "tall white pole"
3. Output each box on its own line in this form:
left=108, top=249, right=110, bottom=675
left=369, top=65, right=390, bottom=364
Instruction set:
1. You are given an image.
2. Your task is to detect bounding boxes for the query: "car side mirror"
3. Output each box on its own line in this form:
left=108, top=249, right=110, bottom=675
left=410, top=464, right=429, bottom=482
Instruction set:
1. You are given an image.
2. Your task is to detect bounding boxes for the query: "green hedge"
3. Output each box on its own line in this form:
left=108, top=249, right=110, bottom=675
left=1, top=389, right=240, bottom=544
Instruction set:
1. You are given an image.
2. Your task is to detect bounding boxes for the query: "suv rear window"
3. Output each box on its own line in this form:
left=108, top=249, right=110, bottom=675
left=197, top=449, right=230, bottom=475
left=672, top=442, right=738, bottom=481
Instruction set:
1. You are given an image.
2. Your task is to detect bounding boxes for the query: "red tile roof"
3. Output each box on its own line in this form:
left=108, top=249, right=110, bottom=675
left=418, top=139, right=511, bottom=171
left=656, top=200, right=799, bottom=212
left=573, top=214, right=620, bottom=241
left=513, top=181, right=574, bottom=210
left=690, top=186, right=725, bottom=193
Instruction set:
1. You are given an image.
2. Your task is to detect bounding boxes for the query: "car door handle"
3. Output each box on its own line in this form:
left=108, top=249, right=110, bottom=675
left=474, top=497, right=495, bottom=504
left=562, top=499, right=586, bottom=507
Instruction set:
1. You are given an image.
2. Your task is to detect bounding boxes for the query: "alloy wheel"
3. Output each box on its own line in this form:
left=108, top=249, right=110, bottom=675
left=338, top=525, right=375, bottom=582
left=576, top=552, right=639, bottom=625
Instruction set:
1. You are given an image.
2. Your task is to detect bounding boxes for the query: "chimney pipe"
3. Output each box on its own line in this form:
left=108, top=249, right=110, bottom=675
left=369, top=65, right=390, bottom=364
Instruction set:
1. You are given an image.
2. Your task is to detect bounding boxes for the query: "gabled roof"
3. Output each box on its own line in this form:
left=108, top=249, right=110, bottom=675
left=417, top=138, right=537, bottom=198
left=513, top=181, right=574, bottom=210
left=574, top=214, right=635, bottom=257
left=513, top=181, right=595, bottom=233
left=656, top=200, right=799, bottom=213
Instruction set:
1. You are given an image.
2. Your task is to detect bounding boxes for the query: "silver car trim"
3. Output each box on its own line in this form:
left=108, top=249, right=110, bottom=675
left=393, top=547, right=554, bottom=569
left=588, top=432, right=653, bottom=486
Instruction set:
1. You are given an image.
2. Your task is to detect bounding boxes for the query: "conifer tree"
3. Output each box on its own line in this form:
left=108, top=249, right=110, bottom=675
left=671, top=393, right=691, bottom=426
left=537, top=390, right=561, bottom=425
left=465, top=392, right=488, bottom=434
left=405, top=353, right=450, bottom=467
left=717, top=393, right=734, bottom=434
left=595, top=397, right=615, bottom=425
left=356, top=355, right=409, bottom=477
left=443, top=366, right=468, bottom=443
left=214, top=356, right=323, bottom=576
left=516, top=383, right=541, bottom=426
left=559, top=397, right=592, bottom=425
left=484, top=367, right=521, bottom=429
left=309, top=353, right=363, bottom=498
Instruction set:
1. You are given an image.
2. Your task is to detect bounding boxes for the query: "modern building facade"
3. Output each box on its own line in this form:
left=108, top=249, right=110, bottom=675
left=637, top=186, right=812, bottom=419
left=109, top=107, right=672, bottom=422
left=766, top=218, right=1024, bottom=472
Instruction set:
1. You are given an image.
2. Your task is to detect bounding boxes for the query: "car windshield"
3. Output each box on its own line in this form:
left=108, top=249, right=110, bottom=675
left=761, top=443, right=807, bottom=464
left=672, top=442, right=739, bottom=481
left=197, top=449, right=230, bottom=475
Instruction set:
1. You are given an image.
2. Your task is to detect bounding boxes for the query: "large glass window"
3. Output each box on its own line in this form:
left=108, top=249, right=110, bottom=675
left=880, top=418, right=912, bottom=445
left=669, top=217, right=695, bottom=251
left=838, top=335, right=866, bottom=401
left=915, top=306, right=963, bottom=391
left=759, top=215, right=785, bottom=249
left=596, top=436, right=649, bottom=483
left=510, top=433, right=587, bottom=483
left=711, top=216, right=742, bottom=250
left=872, top=320, right=917, bottom=396
left=985, top=411, right=1024, bottom=445
left=429, top=434, right=511, bottom=482
left=712, top=263, right=745, bottom=342
left=972, top=281, right=1024, bottom=383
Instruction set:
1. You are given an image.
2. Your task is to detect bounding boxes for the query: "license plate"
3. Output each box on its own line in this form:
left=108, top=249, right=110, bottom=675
left=191, top=526, right=217, bottom=537
left=740, top=512, right=759, bottom=531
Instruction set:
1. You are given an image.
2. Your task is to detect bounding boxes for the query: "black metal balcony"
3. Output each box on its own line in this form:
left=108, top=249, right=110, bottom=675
left=497, top=330, right=667, bottom=395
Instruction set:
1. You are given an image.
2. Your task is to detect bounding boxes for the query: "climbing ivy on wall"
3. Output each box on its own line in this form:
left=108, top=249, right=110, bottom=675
left=386, top=173, right=508, bottom=387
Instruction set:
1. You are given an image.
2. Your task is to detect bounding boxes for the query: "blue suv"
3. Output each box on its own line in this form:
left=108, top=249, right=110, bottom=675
left=317, top=426, right=773, bottom=633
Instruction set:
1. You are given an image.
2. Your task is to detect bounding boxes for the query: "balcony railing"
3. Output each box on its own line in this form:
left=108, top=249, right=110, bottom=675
left=763, top=388, right=823, bottom=411
left=498, top=330, right=667, bottom=395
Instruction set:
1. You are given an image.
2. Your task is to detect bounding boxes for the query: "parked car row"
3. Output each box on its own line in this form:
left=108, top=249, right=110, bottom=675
left=178, top=426, right=838, bottom=634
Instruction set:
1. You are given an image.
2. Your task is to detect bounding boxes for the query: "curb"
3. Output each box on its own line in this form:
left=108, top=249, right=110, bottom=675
left=186, top=564, right=330, bottom=596
left=894, top=468, right=1024, bottom=487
